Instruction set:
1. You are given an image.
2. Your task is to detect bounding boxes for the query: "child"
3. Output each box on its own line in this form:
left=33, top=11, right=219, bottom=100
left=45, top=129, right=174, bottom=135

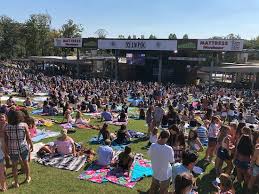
left=75, top=111, right=89, bottom=125
left=205, top=116, right=222, bottom=162
left=187, top=129, right=203, bottom=152
left=27, top=117, right=37, bottom=138
left=0, top=140, right=7, bottom=192
left=248, top=132, right=259, bottom=191
left=217, top=173, right=234, bottom=194
left=148, top=127, right=158, bottom=147
left=63, top=109, right=74, bottom=123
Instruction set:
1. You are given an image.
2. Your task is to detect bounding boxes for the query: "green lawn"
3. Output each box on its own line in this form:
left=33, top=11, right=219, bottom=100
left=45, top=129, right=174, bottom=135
left=4, top=114, right=219, bottom=194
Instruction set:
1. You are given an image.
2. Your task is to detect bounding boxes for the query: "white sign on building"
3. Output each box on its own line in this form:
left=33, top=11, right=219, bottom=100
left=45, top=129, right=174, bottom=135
left=98, top=39, right=177, bottom=51
left=197, top=39, right=243, bottom=51
left=54, top=38, right=82, bottom=48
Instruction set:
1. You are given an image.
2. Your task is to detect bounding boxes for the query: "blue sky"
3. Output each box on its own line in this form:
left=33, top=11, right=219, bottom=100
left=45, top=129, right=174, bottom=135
left=1, top=0, right=259, bottom=39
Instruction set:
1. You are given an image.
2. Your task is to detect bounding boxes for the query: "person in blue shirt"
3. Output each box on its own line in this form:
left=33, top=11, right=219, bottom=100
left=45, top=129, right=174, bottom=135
left=101, top=108, right=113, bottom=121
left=96, top=139, right=114, bottom=166
left=195, top=118, right=208, bottom=146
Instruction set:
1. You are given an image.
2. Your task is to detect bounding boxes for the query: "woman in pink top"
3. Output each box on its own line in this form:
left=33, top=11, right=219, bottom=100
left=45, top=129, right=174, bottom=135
left=205, top=116, right=222, bottom=162
left=54, top=129, right=76, bottom=156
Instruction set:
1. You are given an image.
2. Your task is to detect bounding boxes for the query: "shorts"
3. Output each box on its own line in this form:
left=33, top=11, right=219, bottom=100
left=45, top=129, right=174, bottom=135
left=234, top=159, right=250, bottom=170
left=10, top=149, right=29, bottom=162
left=208, top=137, right=217, bottom=147
left=252, top=164, right=259, bottom=176
left=217, top=147, right=230, bottom=161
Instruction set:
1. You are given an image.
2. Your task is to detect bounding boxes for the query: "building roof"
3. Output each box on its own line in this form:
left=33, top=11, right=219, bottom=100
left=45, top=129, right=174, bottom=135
left=201, top=62, right=259, bottom=73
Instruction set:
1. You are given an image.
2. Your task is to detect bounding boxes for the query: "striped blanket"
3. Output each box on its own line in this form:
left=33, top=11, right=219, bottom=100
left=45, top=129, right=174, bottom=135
left=36, top=154, right=87, bottom=171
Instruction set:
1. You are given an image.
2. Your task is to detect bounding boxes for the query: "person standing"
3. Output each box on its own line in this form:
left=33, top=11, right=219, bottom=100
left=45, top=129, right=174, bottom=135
left=148, top=130, right=174, bottom=194
left=5, top=110, right=33, bottom=188
left=153, top=103, right=165, bottom=127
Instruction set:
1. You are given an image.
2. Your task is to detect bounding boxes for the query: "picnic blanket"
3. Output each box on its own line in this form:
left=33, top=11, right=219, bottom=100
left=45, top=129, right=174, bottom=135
left=33, top=96, right=48, bottom=102
left=35, top=119, right=54, bottom=127
left=32, top=129, right=60, bottom=142
left=128, top=130, right=145, bottom=138
left=79, top=156, right=152, bottom=188
left=36, top=154, right=87, bottom=171
left=31, top=142, right=45, bottom=160
left=105, top=120, right=128, bottom=126
left=32, top=109, right=43, bottom=115
left=83, top=112, right=101, bottom=118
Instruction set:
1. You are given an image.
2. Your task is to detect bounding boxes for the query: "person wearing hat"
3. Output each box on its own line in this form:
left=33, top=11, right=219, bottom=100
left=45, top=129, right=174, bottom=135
left=54, top=129, right=76, bottom=156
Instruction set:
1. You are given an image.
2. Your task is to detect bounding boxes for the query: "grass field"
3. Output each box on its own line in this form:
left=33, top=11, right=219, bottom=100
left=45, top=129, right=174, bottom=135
left=3, top=113, right=225, bottom=194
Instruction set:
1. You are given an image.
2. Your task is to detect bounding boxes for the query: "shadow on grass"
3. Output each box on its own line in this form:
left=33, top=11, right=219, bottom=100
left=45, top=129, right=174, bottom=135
left=197, top=168, right=217, bottom=194
left=196, top=158, right=210, bottom=169
left=137, top=190, right=148, bottom=194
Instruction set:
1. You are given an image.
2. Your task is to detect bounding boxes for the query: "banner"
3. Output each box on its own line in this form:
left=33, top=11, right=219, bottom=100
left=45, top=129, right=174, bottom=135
left=98, top=39, right=177, bottom=51
left=54, top=38, right=82, bottom=48
left=177, top=39, right=197, bottom=50
left=82, top=38, right=98, bottom=49
left=197, top=39, right=243, bottom=51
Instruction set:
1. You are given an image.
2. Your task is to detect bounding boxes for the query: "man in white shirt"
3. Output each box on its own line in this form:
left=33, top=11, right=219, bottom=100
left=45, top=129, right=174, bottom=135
left=148, top=130, right=174, bottom=194
left=96, top=140, right=113, bottom=166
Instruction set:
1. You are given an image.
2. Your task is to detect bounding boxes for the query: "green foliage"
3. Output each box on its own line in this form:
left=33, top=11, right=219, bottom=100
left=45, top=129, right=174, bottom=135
left=0, top=14, right=83, bottom=58
left=183, top=34, right=189, bottom=39
left=149, top=34, right=157, bottom=39
left=168, top=33, right=177, bottom=39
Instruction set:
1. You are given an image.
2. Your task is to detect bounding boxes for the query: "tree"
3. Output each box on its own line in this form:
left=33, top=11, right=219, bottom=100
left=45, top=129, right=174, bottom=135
left=95, top=29, right=108, bottom=38
left=183, top=34, right=189, bottom=39
left=23, top=14, right=52, bottom=56
left=118, top=35, right=125, bottom=39
left=149, top=34, right=157, bottom=39
left=127, top=35, right=131, bottom=39
left=61, top=19, right=83, bottom=38
left=0, top=16, right=23, bottom=59
left=140, top=35, right=145, bottom=39
left=225, top=33, right=241, bottom=40
left=168, top=33, right=177, bottom=39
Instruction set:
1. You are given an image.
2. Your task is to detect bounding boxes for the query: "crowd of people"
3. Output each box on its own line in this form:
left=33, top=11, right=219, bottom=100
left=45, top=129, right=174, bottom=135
left=0, top=64, right=259, bottom=193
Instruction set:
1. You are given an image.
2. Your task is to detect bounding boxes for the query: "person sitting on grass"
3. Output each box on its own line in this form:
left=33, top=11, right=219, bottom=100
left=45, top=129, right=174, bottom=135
left=97, top=123, right=115, bottom=142
left=96, top=139, right=114, bottom=167
left=75, top=111, right=90, bottom=125
left=63, top=109, right=74, bottom=123
left=23, top=97, right=32, bottom=107
left=114, top=125, right=130, bottom=145
left=117, top=146, right=134, bottom=174
left=118, top=110, right=127, bottom=122
left=101, top=108, right=113, bottom=122
left=39, top=129, right=76, bottom=156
